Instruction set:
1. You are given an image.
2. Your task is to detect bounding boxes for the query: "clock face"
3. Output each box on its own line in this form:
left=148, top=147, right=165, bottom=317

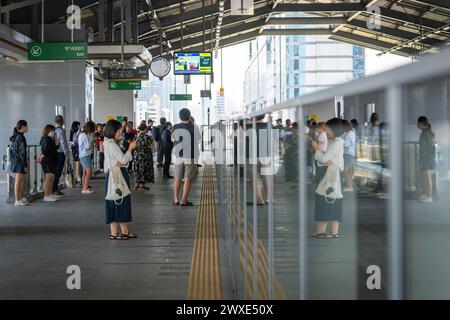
left=150, top=57, right=171, bottom=79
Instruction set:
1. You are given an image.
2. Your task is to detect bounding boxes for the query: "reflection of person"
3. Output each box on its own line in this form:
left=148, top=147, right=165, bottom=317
left=342, top=120, right=356, bottom=192
left=310, top=118, right=344, bottom=239
left=417, top=116, right=436, bottom=203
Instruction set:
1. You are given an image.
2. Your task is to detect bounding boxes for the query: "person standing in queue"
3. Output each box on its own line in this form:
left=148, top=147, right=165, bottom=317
left=40, top=125, right=61, bottom=202
left=69, top=121, right=81, bottom=183
left=78, top=121, right=96, bottom=194
left=132, top=124, right=154, bottom=190
left=9, top=120, right=29, bottom=206
left=417, top=116, right=436, bottom=203
left=310, top=118, right=345, bottom=239
left=156, top=117, right=167, bottom=168
left=162, top=121, right=174, bottom=179
left=53, top=115, right=70, bottom=197
left=103, top=119, right=138, bottom=240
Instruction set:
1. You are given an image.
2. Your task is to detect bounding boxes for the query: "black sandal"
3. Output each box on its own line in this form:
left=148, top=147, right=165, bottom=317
left=122, top=232, right=138, bottom=239
left=110, top=234, right=128, bottom=240
left=173, top=201, right=180, bottom=205
left=311, top=233, right=331, bottom=239
left=180, top=201, right=193, bottom=206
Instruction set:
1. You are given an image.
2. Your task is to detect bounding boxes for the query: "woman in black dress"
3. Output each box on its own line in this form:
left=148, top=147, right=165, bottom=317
left=40, top=125, right=60, bottom=202
left=132, top=124, right=155, bottom=190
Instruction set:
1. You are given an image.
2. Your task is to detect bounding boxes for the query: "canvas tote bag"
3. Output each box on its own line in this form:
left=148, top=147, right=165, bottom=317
left=315, top=164, right=343, bottom=203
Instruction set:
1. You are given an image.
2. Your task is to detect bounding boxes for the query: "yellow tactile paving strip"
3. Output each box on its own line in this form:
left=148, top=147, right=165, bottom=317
left=187, top=165, right=223, bottom=299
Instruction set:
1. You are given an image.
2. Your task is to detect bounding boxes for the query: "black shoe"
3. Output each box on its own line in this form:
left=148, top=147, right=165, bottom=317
left=54, top=190, right=65, bottom=196
left=164, top=175, right=174, bottom=179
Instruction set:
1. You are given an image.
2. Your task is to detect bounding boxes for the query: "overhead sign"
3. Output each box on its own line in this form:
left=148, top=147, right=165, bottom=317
left=200, top=90, right=211, bottom=98
left=230, top=0, right=254, bottom=15
left=28, top=42, right=87, bottom=60
left=109, top=80, right=141, bottom=90
left=107, top=68, right=149, bottom=80
left=170, top=94, right=192, bottom=101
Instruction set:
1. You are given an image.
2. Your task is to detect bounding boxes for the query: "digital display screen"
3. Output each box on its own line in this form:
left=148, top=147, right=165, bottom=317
left=174, top=52, right=213, bottom=75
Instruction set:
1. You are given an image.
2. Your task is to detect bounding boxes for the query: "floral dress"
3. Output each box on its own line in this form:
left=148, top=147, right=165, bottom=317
left=132, top=134, right=155, bottom=183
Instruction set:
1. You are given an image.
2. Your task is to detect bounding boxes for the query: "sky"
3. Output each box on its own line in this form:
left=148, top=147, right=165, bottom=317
left=186, top=41, right=413, bottom=125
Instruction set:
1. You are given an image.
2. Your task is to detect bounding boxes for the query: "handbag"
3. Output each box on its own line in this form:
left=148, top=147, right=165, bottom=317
left=105, top=165, right=131, bottom=205
left=315, top=164, right=343, bottom=203
left=65, top=163, right=74, bottom=188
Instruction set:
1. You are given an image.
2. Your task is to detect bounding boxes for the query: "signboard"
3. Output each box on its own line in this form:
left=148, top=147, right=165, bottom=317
left=109, top=80, right=141, bottom=90
left=200, top=90, right=211, bottom=98
left=170, top=94, right=192, bottom=101
left=174, top=52, right=213, bottom=75
left=28, top=42, right=87, bottom=60
left=107, top=68, right=149, bottom=80
left=230, top=0, right=254, bottom=15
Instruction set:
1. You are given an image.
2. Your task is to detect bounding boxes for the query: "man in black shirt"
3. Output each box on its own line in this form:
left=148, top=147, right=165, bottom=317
left=155, top=117, right=167, bottom=168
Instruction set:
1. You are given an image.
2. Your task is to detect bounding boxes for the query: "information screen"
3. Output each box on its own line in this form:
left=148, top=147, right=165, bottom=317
left=174, top=52, right=213, bottom=75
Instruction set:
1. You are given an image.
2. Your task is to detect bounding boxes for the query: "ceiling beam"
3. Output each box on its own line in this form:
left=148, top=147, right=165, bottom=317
left=1, top=0, right=42, bottom=12
left=261, top=28, right=332, bottom=36
left=274, top=2, right=364, bottom=12
left=331, top=30, right=420, bottom=56
left=150, top=19, right=264, bottom=56
left=267, top=17, right=347, bottom=25
left=378, top=7, right=448, bottom=30
left=406, top=0, right=450, bottom=11
left=347, top=19, right=443, bottom=47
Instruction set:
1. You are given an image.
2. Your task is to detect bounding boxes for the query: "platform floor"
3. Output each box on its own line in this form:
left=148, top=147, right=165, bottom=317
left=0, top=168, right=210, bottom=299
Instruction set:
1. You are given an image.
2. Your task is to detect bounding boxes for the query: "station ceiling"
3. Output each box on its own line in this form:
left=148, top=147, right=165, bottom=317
left=2, top=0, right=450, bottom=58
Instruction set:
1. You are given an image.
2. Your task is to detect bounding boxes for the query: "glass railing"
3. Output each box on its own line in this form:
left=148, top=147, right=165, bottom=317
left=214, top=48, right=450, bottom=300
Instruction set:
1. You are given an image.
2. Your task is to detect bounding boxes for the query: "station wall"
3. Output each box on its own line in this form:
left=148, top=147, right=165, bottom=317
left=93, top=80, right=134, bottom=124
left=0, top=61, right=86, bottom=168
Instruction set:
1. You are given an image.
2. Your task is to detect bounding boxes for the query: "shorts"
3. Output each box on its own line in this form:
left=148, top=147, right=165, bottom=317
left=344, top=154, right=355, bottom=168
left=41, top=161, right=56, bottom=174
left=80, top=155, right=92, bottom=169
left=10, top=161, right=26, bottom=174
left=174, top=158, right=197, bottom=181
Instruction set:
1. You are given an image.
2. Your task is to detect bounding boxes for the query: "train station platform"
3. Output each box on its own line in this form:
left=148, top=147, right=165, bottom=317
left=0, top=166, right=232, bottom=299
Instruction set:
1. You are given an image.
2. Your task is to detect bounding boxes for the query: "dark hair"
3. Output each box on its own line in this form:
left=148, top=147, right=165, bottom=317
left=70, top=121, right=81, bottom=141
left=292, top=122, right=299, bottom=129
left=164, top=121, right=172, bottom=129
left=137, top=123, right=147, bottom=131
left=326, top=118, right=345, bottom=138
left=82, top=121, right=96, bottom=134
left=351, top=119, right=358, bottom=128
left=160, top=117, right=167, bottom=125
left=417, top=116, right=434, bottom=135
left=179, top=108, right=191, bottom=121
left=13, top=120, right=28, bottom=135
left=42, top=124, right=55, bottom=137
left=148, top=119, right=153, bottom=123
left=104, top=120, right=122, bottom=139
left=255, top=114, right=265, bottom=121
left=370, top=113, right=378, bottom=123
left=55, top=115, right=64, bottom=125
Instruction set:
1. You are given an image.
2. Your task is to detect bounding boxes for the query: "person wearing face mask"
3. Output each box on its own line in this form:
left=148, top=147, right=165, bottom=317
left=9, top=120, right=29, bottom=206
left=40, top=125, right=61, bottom=202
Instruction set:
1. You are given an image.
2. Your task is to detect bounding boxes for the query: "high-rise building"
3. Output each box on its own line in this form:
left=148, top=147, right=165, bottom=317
left=244, top=14, right=366, bottom=118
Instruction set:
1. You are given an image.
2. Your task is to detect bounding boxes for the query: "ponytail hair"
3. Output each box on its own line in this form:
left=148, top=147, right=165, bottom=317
left=13, top=120, right=28, bottom=135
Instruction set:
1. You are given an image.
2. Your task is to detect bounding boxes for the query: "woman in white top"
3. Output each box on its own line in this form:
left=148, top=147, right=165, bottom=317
left=310, top=118, right=345, bottom=239
left=78, top=121, right=96, bottom=194
left=342, top=120, right=356, bottom=191
left=103, top=120, right=137, bottom=240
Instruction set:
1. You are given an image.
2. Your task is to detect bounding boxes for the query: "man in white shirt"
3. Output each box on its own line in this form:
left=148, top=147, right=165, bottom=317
left=342, top=120, right=356, bottom=191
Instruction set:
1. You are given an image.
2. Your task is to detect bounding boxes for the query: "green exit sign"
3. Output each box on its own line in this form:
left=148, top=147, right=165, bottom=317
left=28, top=42, right=88, bottom=60
left=109, top=80, right=141, bottom=90
left=170, top=94, right=192, bottom=101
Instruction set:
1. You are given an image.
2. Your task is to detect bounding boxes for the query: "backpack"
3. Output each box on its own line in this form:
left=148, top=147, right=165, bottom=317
left=154, top=126, right=162, bottom=142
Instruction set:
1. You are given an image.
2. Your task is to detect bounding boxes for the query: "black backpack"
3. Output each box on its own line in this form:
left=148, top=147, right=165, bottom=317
left=154, top=126, right=161, bottom=142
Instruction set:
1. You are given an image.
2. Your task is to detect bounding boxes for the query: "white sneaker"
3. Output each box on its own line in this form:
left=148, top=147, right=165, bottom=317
left=14, top=200, right=29, bottom=206
left=43, top=195, right=60, bottom=202
left=51, top=193, right=64, bottom=198
left=343, top=187, right=354, bottom=192
left=21, top=198, right=29, bottom=205
left=420, top=197, right=433, bottom=203
left=81, top=189, right=94, bottom=194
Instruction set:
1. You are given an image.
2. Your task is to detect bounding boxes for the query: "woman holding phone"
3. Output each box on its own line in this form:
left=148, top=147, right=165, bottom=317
left=104, top=119, right=138, bottom=240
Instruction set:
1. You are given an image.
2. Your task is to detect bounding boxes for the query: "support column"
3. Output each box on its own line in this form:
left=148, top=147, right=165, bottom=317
left=98, top=0, right=105, bottom=42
